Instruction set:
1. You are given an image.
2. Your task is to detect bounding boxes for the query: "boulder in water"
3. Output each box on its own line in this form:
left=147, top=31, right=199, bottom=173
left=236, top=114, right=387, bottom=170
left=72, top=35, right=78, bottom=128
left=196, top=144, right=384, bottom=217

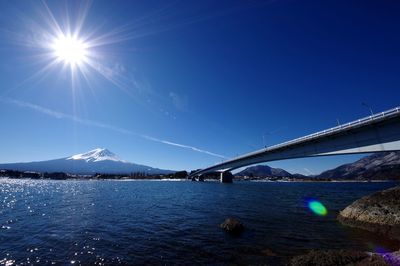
left=220, top=218, right=244, bottom=235
left=337, top=185, right=400, bottom=240
left=261, top=248, right=277, bottom=257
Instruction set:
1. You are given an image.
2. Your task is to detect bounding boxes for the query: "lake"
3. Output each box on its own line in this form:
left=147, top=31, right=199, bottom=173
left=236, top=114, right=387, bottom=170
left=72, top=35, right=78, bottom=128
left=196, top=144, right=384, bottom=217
left=0, top=179, right=399, bottom=265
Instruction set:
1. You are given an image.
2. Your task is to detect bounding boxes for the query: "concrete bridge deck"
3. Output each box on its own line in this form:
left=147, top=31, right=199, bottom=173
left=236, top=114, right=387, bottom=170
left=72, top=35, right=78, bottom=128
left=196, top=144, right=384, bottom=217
left=191, top=106, right=400, bottom=182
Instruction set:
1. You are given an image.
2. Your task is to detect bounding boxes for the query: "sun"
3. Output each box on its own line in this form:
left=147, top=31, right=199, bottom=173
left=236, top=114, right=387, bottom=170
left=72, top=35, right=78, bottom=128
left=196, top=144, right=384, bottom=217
left=52, top=34, right=88, bottom=67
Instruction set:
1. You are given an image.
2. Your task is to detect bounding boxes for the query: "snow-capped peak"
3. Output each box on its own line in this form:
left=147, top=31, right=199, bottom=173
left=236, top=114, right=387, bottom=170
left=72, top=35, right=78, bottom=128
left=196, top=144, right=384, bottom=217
left=67, top=148, right=125, bottom=162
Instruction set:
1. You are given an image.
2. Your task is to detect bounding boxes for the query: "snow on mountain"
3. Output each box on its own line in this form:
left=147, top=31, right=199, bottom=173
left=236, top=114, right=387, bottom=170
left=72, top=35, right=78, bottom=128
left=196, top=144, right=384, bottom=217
left=0, top=148, right=173, bottom=175
left=67, top=148, right=125, bottom=162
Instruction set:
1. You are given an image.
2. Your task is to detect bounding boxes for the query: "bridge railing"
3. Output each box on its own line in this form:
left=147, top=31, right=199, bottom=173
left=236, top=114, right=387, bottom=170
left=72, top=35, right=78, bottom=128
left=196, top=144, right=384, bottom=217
left=264, top=106, right=400, bottom=153
left=220, top=106, right=400, bottom=163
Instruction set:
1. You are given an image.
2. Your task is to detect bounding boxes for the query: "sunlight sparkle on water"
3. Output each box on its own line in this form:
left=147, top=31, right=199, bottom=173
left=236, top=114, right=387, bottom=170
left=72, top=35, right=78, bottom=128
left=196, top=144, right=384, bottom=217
left=307, top=200, right=328, bottom=216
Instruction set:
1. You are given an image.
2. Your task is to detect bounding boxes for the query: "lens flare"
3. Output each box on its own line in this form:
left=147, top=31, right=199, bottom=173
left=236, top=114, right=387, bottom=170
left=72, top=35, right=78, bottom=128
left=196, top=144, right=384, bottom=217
left=307, top=200, right=328, bottom=216
left=374, top=247, right=389, bottom=254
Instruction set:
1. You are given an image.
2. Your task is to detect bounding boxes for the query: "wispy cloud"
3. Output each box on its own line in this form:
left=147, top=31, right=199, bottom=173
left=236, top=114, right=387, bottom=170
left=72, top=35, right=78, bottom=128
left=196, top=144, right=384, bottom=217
left=1, top=97, right=227, bottom=159
left=169, top=92, right=188, bottom=111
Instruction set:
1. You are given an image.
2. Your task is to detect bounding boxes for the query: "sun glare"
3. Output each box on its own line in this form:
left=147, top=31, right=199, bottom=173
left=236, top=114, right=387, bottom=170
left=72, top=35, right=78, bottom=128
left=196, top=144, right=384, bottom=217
left=52, top=35, right=88, bottom=67
left=26, top=1, right=137, bottom=90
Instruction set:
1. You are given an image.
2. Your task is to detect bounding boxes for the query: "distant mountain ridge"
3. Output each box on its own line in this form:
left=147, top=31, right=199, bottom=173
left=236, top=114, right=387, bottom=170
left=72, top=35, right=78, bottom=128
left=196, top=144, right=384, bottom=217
left=235, top=165, right=293, bottom=178
left=2, top=149, right=400, bottom=180
left=234, top=152, right=400, bottom=180
left=0, top=148, right=173, bottom=175
left=316, top=151, right=400, bottom=180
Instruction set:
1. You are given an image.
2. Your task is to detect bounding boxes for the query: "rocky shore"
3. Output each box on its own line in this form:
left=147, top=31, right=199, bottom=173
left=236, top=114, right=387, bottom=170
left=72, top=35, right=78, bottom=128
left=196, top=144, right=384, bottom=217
left=337, top=185, right=400, bottom=240
left=287, top=185, right=400, bottom=265
left=288, top=249, right=400, bottom=266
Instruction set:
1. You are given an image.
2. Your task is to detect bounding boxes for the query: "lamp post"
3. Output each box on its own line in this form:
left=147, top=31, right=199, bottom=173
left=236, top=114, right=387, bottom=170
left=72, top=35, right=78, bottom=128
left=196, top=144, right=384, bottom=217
left=362, top=102, right=374, bottom=116
left=262, top=132, right=272, bottom=148
left=262, top=134, right=266, bottom=148
left=262, top=128, right=284, bottom=148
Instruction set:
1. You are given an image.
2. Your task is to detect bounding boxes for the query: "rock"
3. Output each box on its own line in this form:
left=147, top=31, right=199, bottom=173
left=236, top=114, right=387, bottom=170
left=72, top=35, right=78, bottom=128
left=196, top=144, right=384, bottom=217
left=220, top=218, right=244, bottom=235
left=380, top=250, right=400, bottom=266
left=337, top=186, right=400, bottom=240
left=261, top=248, right=277, bottom=257
left=288, top=250, right=389, bottom=266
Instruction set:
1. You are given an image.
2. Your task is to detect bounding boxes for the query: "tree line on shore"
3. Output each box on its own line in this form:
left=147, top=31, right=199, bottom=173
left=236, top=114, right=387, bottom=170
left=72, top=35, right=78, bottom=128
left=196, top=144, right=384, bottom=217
left=0, top=169, right=189, bottom=180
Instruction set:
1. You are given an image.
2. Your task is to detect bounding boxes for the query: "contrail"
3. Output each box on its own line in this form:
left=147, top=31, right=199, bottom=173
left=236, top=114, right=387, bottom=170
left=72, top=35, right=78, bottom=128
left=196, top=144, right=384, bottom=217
left=1, top=97, right=228, bottom=159
left=303, top=168, right=314, bottom=176
left=139, top=135, right=227, bottom=159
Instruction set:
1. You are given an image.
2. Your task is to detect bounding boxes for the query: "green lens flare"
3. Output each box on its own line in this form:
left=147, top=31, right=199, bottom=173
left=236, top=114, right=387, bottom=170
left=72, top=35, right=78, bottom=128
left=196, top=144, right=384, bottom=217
left=308, top=200, right=327, bottom=216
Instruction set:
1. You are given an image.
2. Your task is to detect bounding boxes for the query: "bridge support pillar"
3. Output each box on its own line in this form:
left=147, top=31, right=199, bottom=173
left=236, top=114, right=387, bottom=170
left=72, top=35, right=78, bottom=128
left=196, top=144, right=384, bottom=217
left=220, top=172, right=233, bottom=183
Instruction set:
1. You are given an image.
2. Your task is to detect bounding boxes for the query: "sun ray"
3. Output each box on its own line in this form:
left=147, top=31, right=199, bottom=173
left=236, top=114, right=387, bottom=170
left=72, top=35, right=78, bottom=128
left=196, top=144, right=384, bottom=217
left=41, top=1, right=65, bottom=39
left=7, top=0, right=269, bottom=118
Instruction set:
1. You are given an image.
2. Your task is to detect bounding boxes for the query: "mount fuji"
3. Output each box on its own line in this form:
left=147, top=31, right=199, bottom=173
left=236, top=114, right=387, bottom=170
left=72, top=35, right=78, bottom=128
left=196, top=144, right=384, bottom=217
left=0, top=148, right=173, bottom=175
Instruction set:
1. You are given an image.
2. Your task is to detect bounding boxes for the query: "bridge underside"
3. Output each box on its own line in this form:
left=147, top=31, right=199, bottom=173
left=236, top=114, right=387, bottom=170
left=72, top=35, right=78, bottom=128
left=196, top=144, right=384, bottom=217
left=191, top=110, right=400, bottom=180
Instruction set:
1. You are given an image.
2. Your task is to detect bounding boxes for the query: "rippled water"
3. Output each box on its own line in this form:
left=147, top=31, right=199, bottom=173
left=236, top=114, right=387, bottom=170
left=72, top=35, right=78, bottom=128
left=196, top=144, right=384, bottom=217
left=0, top=179, right=399, bottom=265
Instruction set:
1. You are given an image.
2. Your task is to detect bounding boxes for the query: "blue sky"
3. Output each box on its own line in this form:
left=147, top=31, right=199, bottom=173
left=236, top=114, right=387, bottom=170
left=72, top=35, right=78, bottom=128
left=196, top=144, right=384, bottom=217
left=0, top=0, right=399, bottom=174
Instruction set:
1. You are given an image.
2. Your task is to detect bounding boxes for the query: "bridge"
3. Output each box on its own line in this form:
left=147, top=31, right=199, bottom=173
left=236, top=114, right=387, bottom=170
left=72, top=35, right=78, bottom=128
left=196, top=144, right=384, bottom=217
left=190, top=106, right=400, bottom=182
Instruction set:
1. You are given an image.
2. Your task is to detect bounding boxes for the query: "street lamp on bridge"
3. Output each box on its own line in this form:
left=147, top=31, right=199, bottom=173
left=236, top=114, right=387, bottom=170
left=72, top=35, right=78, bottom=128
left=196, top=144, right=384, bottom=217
left=362, top=102, right=374, bottom=116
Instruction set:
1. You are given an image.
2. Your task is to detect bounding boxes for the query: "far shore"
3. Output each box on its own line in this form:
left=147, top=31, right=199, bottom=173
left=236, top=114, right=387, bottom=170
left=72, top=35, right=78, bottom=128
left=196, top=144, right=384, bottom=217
left=1, top=168, right=399, bottom=182
left=1, top=176, right=398, bottom=183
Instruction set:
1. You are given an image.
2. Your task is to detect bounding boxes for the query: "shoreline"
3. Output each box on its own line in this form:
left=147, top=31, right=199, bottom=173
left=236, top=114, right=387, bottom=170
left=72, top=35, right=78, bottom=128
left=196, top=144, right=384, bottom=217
left=0, top=176, right=398, bottom=183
